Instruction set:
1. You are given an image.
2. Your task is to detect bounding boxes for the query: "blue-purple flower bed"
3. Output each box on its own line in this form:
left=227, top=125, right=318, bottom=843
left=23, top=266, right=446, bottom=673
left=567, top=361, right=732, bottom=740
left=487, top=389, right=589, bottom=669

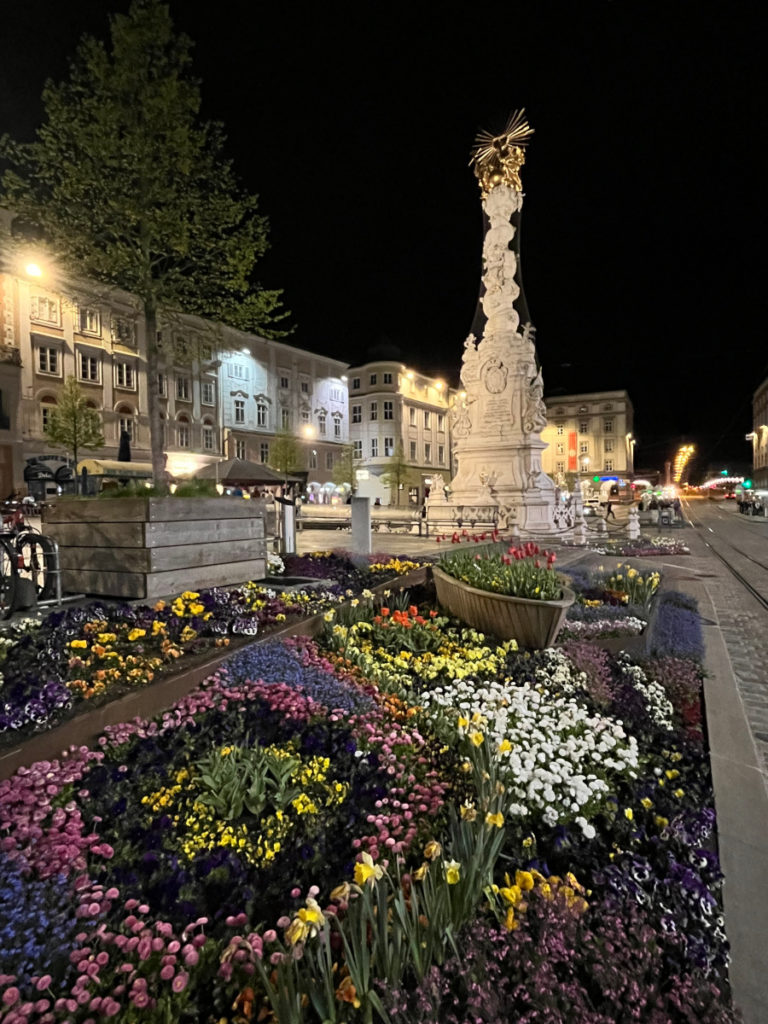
left=0, top=572, right=736, bottom=1022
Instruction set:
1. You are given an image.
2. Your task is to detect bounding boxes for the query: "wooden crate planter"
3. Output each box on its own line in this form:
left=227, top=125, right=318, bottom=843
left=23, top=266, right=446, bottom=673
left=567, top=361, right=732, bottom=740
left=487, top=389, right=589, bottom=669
left=43, top=497, right=266, bottom=599
left=432, top=565, right=575, bottom=649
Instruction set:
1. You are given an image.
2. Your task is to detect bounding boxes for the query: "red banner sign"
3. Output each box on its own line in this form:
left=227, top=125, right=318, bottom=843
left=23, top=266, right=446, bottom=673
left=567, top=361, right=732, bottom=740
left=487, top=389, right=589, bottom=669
left=568, top=431, right=578, bottom=471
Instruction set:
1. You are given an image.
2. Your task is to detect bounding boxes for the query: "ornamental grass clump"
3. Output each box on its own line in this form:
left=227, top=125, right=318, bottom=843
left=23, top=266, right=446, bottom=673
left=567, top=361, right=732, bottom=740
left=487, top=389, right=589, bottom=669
left=438, top=542, right=563, bottom=601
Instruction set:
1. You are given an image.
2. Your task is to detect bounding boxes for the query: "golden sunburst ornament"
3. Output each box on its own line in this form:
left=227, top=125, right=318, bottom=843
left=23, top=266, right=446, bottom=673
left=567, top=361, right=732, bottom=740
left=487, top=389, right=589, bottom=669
left=470, top=109, right=534, bottom=196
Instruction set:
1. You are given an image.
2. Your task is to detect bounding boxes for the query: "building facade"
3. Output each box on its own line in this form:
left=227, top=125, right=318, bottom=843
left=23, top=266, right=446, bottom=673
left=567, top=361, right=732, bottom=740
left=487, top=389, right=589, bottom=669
left=218, top=335, right=349, bottom=497
left=749, top=377, right=768, bottom=490
left=0, top=256, right=349, bottom=497
left=540, top=390, right=635, bottom=488
left=347, top=360, right=457, bottom=506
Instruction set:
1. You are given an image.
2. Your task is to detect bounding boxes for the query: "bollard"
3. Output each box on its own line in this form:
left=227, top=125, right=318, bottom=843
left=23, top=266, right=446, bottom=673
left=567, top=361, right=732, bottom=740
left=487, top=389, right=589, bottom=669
left=350, top=497, right=372, bottom=555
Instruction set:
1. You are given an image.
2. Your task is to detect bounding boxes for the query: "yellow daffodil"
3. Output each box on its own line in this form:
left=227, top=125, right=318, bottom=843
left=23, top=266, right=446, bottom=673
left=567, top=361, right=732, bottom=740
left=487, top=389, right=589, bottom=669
left=485, top=811, right=504, bottom=828
left=354, top=852, right=384, bottom=886
left=443, top=859, right=461, bottom=885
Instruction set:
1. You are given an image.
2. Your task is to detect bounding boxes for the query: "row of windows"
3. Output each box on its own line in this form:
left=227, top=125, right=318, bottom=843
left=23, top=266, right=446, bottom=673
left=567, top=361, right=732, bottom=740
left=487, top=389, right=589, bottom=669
left=31, top=297, right=137, bottom=346
left=554, top=459, right=615, bottom=474
left=555, top=418, right=615, bottom=435
left=351, top=372, right=394, bottom=389
left=352, top=438, right=446, bottom=464
left=38, top=398, right=217, bottom=451
left=553, top=439, right=616, bottom=455
left=350, top=403, right=447, bottom=430
left=232, top=399, right=343, bottom=437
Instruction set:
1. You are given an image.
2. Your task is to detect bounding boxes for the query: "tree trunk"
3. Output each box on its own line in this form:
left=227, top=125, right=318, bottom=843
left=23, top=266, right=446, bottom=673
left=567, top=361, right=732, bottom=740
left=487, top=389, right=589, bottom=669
left=144, top=303, right=167, bottom=493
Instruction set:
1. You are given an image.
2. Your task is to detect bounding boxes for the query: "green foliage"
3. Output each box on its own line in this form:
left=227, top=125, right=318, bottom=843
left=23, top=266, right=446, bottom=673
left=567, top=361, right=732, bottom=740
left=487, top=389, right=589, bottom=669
left=439, top=545, right=563, bottom=601
left=193, top=743, right=302, bottom=822
left=331, top=443, right=359, bottom=491
left=1, top=0, right=289, bottom=481
left=380, top=442, right=414, bottom=505
left=171, top=479, right=219, bottom=498
left=268, top=429, right=301, bottom=476
left=44, top=376, right=105, bottom=490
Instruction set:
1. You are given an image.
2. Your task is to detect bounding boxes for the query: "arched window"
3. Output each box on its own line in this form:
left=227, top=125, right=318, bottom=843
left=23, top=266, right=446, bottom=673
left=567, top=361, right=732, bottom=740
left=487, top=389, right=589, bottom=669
left=177, top=414, right=190, bottom=448
left=117, top=404, right=135, bottom=441
left=40, top=395, right=57, bottom=431
left=202, top=418, right=215, bottom=452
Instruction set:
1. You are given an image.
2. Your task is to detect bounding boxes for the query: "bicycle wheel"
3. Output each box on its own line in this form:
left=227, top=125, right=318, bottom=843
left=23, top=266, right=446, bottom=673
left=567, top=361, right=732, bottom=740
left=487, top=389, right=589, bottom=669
left=0, top=536, right=17, bottom=619
left=16, top=532, right=57, bottom=601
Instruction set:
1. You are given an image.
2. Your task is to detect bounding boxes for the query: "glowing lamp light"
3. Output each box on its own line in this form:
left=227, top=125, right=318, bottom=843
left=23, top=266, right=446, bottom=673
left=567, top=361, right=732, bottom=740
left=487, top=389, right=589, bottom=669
left=216, top=483, right=224, bottom=495
left=169, top=483, right=177, bottom=494
left=25, top=262, right=43, bottom=278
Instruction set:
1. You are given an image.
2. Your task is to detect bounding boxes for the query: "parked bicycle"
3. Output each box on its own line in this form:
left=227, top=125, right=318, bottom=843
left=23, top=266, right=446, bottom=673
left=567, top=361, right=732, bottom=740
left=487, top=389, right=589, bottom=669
left=1, top=503, right=57, bottom=619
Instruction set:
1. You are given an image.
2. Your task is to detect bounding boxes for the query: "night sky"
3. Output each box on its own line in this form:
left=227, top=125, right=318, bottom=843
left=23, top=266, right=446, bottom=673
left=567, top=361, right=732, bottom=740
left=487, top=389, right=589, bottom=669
left=1, top=1, right=764, bottom=477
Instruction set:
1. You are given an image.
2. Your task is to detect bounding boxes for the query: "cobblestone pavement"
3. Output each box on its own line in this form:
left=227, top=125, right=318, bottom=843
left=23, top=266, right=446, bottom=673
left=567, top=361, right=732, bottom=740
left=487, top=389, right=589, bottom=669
left=681, top=500, right=768, bottom=784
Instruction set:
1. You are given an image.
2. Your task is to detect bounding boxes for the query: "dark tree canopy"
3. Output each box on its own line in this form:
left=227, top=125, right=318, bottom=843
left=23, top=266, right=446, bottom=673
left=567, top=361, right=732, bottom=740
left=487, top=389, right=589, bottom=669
left=1, top=0, right=290, bottom=483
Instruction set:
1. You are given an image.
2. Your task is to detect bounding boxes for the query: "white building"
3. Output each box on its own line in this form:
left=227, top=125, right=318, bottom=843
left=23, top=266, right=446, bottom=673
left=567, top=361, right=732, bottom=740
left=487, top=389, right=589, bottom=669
left=0, top=245, right=349, bottom=496
left=348, top=360, right=458, bottom=506
left=540, top=389, right=635, bottom=490
left=218, top=335, right=349, bottom=496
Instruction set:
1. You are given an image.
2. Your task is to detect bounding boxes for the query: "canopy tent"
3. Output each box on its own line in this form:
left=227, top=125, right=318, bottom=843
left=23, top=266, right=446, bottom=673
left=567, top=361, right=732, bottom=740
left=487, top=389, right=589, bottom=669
left=196, top=458, right=301, bottom=486
left=77, top=459, right=154, bottom=480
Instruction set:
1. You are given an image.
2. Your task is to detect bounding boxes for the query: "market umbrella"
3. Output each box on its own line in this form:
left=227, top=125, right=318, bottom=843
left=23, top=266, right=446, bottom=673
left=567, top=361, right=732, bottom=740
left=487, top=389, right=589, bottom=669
left=196, top=458, right=302, bottom=486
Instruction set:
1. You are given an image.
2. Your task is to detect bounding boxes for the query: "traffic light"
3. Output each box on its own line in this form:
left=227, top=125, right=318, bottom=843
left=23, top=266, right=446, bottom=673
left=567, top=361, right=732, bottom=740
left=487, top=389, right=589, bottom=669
left=744, top=479, right=753, bottom=489
left=720, top=469, right=728, bottom=475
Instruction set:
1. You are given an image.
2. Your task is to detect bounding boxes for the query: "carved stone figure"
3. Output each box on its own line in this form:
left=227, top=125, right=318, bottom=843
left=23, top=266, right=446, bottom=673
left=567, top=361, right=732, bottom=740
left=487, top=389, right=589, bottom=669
left=482, top=356, right=508, bottom=395
left=523, top=370, right=547, bottom=434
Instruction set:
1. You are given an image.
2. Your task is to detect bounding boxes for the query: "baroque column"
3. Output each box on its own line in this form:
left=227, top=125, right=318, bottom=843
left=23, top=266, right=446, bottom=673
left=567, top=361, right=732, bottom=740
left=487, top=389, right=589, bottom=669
left=437, top=110, right=557, bottom=533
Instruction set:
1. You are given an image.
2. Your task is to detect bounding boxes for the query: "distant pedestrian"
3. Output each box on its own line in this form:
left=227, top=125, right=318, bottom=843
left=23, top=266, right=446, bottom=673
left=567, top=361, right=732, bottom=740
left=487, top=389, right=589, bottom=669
left=605, top=500, right=616, bottom=520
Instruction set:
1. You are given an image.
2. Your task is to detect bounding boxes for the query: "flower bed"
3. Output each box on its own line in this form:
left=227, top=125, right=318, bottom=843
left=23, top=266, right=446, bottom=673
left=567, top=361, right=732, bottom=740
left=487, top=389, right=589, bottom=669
left=0, top=555, right=426, bottom=748
left=0, top=574, right=736, bottom=1022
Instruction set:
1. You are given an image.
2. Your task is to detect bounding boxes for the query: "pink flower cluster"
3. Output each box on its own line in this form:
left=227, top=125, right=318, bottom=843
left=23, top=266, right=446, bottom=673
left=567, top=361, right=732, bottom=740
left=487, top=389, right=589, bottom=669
left=350, top=713, right=448, bottom=858
left=50, top=901, right=206, bottom=1018
left=0, top=749, right=105, bottom=878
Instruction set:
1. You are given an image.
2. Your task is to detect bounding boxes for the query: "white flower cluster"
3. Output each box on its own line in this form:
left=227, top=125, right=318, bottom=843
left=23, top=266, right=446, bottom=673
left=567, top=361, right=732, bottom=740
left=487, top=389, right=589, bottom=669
left=616, top=655, right=675, bottom=730
left=532, top=648, right=587, bottom=696
left=267, top=552, right=286, bottom=576
left=420, top=678, right=639, bottom=836
left=561, top=616, right=646, bottom=638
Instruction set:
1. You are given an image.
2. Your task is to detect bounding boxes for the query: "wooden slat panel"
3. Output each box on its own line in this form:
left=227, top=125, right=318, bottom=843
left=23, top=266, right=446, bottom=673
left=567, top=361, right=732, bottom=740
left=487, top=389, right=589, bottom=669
left=58, top=539, right=266, bottom=573
left=44, top=498, right=149, bottom=524
left=145, top=559, right=267, bottom=599
left=61, top=558, right=267, bottom=600
left=145, top=518, right=264, bottom=547
left=146, top=498, right=259, bottom=522
left=44, top=521, right=146, bottom=548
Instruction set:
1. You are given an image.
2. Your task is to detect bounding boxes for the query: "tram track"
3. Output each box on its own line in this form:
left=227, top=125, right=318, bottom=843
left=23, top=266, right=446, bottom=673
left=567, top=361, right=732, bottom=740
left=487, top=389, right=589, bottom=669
left=683, top=501, right=768, bottom=613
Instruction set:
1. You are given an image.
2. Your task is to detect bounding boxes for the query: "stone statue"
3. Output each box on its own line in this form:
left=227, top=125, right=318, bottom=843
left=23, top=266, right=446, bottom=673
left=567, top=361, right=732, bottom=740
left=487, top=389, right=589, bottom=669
left=523, top=370, right=547, bottom=434
left=470, top=109, right=534, bottom=196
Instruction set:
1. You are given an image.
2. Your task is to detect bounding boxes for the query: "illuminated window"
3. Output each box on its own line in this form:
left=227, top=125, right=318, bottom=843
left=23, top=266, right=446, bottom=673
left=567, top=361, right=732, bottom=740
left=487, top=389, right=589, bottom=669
left=77, top=306, right=101, bottom=336
left=78, top=354, right=100, bottom=383
left=30, top=294, right=60, bottom=325
left=177, top=416, right=190, bottom=448
left=38, top=347, right=59, bottom=375
left=40, top=396, right=57, bottom=430
left=115, top=362, right=135, bottom=389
